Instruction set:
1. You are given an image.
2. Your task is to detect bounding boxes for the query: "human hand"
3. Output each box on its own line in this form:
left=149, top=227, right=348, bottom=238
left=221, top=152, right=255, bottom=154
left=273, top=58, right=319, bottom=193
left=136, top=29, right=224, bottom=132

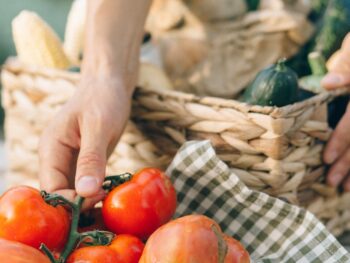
left=322, top=33, right=350, bottom=190
left=323, top=104, right=350, bottom=190
left=321, top=33, right=350, bottom=90
left=39, top=77, right=132, bottom=208
left=38, top=0, right=151, bottom=207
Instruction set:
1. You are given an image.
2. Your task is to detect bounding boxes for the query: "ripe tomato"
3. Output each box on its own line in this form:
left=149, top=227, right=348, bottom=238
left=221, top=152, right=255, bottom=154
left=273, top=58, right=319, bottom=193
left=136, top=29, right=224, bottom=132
left=0, top=186, right=70, bottom=251
left=224, top=235, right=250, bottom=263
left=67, top=246, right=119, bottom=263
left=102, top=168, right=176, bottom=239
left=0, top=238, right=50, bottom=263
left=68, top=235, right=144, bottom=263
left=139, top=215, right=250, bottom=263
left=109, top=234, right=144, bottom=263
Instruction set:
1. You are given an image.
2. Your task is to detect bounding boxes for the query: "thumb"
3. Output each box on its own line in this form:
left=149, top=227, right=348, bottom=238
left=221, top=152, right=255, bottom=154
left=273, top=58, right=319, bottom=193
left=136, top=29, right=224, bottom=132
left=75, top=131, right=108, bottom=197
left=321, top=72, right=350, bottom=90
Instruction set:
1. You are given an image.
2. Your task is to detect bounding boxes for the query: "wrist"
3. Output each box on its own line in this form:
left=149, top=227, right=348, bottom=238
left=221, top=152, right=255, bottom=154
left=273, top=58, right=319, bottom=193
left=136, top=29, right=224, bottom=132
left=79, top=72, right=136, bottom=99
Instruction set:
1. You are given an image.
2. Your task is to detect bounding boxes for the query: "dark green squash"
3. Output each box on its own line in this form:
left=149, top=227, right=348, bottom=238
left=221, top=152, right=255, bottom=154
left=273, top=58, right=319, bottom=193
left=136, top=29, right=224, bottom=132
left=243, top=59, right=299, bottom=107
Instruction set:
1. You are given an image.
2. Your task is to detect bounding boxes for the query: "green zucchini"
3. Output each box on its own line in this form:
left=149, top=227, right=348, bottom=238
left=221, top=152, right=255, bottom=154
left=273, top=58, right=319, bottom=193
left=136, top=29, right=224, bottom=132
left=299, top=52, right=327, bottom=94
left=243, top=59, right=299, bottom=107
left=313, top=0, right=350, bottom=59
left=245, top=0, right=260, bottom=11
left=309, top=0, right=328, bottom=22
left=287, top=0, right=350, bottom=76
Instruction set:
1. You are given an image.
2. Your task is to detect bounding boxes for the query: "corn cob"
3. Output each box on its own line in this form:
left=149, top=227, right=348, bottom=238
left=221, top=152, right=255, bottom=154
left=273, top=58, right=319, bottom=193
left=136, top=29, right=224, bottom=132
left=64, top=0, right=87, bottom=66
left=12, top=10, right=71, bottom=69
left=138, top=63, right=174, bottom=91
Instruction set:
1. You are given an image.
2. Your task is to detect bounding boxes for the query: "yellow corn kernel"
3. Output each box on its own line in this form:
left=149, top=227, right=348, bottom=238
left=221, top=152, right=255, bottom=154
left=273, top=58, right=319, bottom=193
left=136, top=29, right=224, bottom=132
left=64, top=0, right=87, bottom=66
left=138, top=63, right=174, bottom=91
left=12, top=10, right=71, bottom=69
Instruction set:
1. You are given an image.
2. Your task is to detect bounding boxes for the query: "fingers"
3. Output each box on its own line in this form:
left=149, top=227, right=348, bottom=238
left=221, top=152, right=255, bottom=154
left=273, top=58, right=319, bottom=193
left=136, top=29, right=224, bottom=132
left=40, top=105, right=115, bottom=199
left=323, top=33, right=350, bottom=89
left=324, top=104, right=350, bottom=164
left=326, top=148, right=350, bottom=187
left=321, top=73, right=350, bottom=90
left=325, top=105, right=350, bottom=188
left=75, top=115, right=109, bottom=198
left=340, top=32, right=350, bottom=53
left=39, top=129, right=77, bottom=193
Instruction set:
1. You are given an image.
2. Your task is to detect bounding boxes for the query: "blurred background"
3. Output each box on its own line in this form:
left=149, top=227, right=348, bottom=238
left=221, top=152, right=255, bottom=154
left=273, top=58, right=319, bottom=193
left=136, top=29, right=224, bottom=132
left=0, top=0, right=72, bottom=127
left=0, top=0, right=72, bottom=191
left=0, top=0, right=71, bottom=63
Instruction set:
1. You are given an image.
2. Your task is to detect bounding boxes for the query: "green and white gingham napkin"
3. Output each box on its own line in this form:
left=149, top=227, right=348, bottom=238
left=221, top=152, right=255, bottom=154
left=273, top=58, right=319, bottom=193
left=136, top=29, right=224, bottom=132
left=166, top=141, right=350, bottom=263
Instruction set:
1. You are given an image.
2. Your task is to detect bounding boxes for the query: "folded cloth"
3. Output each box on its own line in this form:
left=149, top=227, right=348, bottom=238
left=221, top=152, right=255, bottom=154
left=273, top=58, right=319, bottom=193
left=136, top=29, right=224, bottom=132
left=166, top=141, right=350, bottom=262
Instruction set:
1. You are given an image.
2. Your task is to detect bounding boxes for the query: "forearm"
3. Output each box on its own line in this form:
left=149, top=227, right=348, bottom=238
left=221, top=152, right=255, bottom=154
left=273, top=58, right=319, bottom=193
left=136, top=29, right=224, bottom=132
left=82, top=0, right=152, bottom=95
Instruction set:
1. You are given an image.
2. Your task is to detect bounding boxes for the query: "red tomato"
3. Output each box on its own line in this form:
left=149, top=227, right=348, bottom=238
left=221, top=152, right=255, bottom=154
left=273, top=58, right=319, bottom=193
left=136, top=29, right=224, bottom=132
left=67, top=246, right=119, bottom=263
left=0, top=186, right=70, bottom=251
left=0, top=238, right=50, bottom=263
left=139, top=215, right=250, bottom=263
left=68, top=235, right=144, bottom=263
left=109, top=234, right=144, bottom=263
left=102, top=168, right=176, bottom=239
left=224, top=235, right=250, bottom=263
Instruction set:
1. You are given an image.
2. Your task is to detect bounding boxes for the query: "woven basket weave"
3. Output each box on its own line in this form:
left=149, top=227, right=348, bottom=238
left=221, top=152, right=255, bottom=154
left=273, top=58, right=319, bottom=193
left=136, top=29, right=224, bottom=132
left=131, top=85, right=350, bottom=236
left=1, top=59, right=350, bottom=236
left=1, top=59, right=171, bottom=188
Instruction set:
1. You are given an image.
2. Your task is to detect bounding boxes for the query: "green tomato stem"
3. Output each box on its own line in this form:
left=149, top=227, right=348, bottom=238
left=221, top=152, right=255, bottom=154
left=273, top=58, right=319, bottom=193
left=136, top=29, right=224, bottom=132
left=40, top=192, right=84, bottom=263
left=276, top=58, right=287, bottom=71
left=58, top=200, right=116, bottom=262
left=41, top=173, right=133, bottom=262
left=78, top=231, right=115, bottom=247
left=41, top=191, right=76, bottom=208
left=59, top=196, right=84, bottom=262
left=103, top=173, right=133, bottom=191
left=40, top=243, right=58, bottom=263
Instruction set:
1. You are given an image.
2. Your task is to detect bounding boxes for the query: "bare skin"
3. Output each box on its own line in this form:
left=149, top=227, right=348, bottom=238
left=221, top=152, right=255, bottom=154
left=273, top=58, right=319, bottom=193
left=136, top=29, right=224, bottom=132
left=39, top=1, right=350, bottom=204
left=322, top=33, right=350, bottom=191
left=39, top=0, right=152, bottom=208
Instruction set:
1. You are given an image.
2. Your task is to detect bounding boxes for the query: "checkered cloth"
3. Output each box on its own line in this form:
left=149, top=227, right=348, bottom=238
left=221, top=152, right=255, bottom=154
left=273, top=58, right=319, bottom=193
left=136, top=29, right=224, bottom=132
left=166, top=141, right=350, bottom=263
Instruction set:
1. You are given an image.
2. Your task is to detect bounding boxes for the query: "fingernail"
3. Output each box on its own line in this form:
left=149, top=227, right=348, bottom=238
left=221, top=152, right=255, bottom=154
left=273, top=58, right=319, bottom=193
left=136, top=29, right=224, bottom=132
left=329, top=173, right=343, bottom=187
left=322, top=74, right=342, bottom=86
left=325, top=150, right=339, bottom=164
left=77, top=176, right=99, bottom=196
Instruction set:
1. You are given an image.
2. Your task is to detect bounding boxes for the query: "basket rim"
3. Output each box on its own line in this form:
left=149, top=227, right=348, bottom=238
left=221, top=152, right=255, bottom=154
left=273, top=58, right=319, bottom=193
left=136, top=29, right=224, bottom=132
left=2, top=57, right=80, bottom=82
left=134, top=87, right=348, bottom=118
left=3, top=57, right=349, bottom=118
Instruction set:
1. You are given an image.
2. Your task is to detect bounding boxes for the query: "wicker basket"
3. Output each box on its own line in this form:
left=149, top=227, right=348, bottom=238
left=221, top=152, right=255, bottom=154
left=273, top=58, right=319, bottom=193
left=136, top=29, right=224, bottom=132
left=1, top=58, right=350, bottom=236
left=1, top=59, right=171, bottom=188
left=131, top=85, right=350, bottom=236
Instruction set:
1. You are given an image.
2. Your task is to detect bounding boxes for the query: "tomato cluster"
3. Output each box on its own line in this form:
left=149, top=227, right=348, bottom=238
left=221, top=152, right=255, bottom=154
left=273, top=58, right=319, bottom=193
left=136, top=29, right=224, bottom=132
left=102, top=168, right=177, bottom=240
left=0, top=168, right=250, bottom=263
left=67, top=234, right=144, bottom=263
